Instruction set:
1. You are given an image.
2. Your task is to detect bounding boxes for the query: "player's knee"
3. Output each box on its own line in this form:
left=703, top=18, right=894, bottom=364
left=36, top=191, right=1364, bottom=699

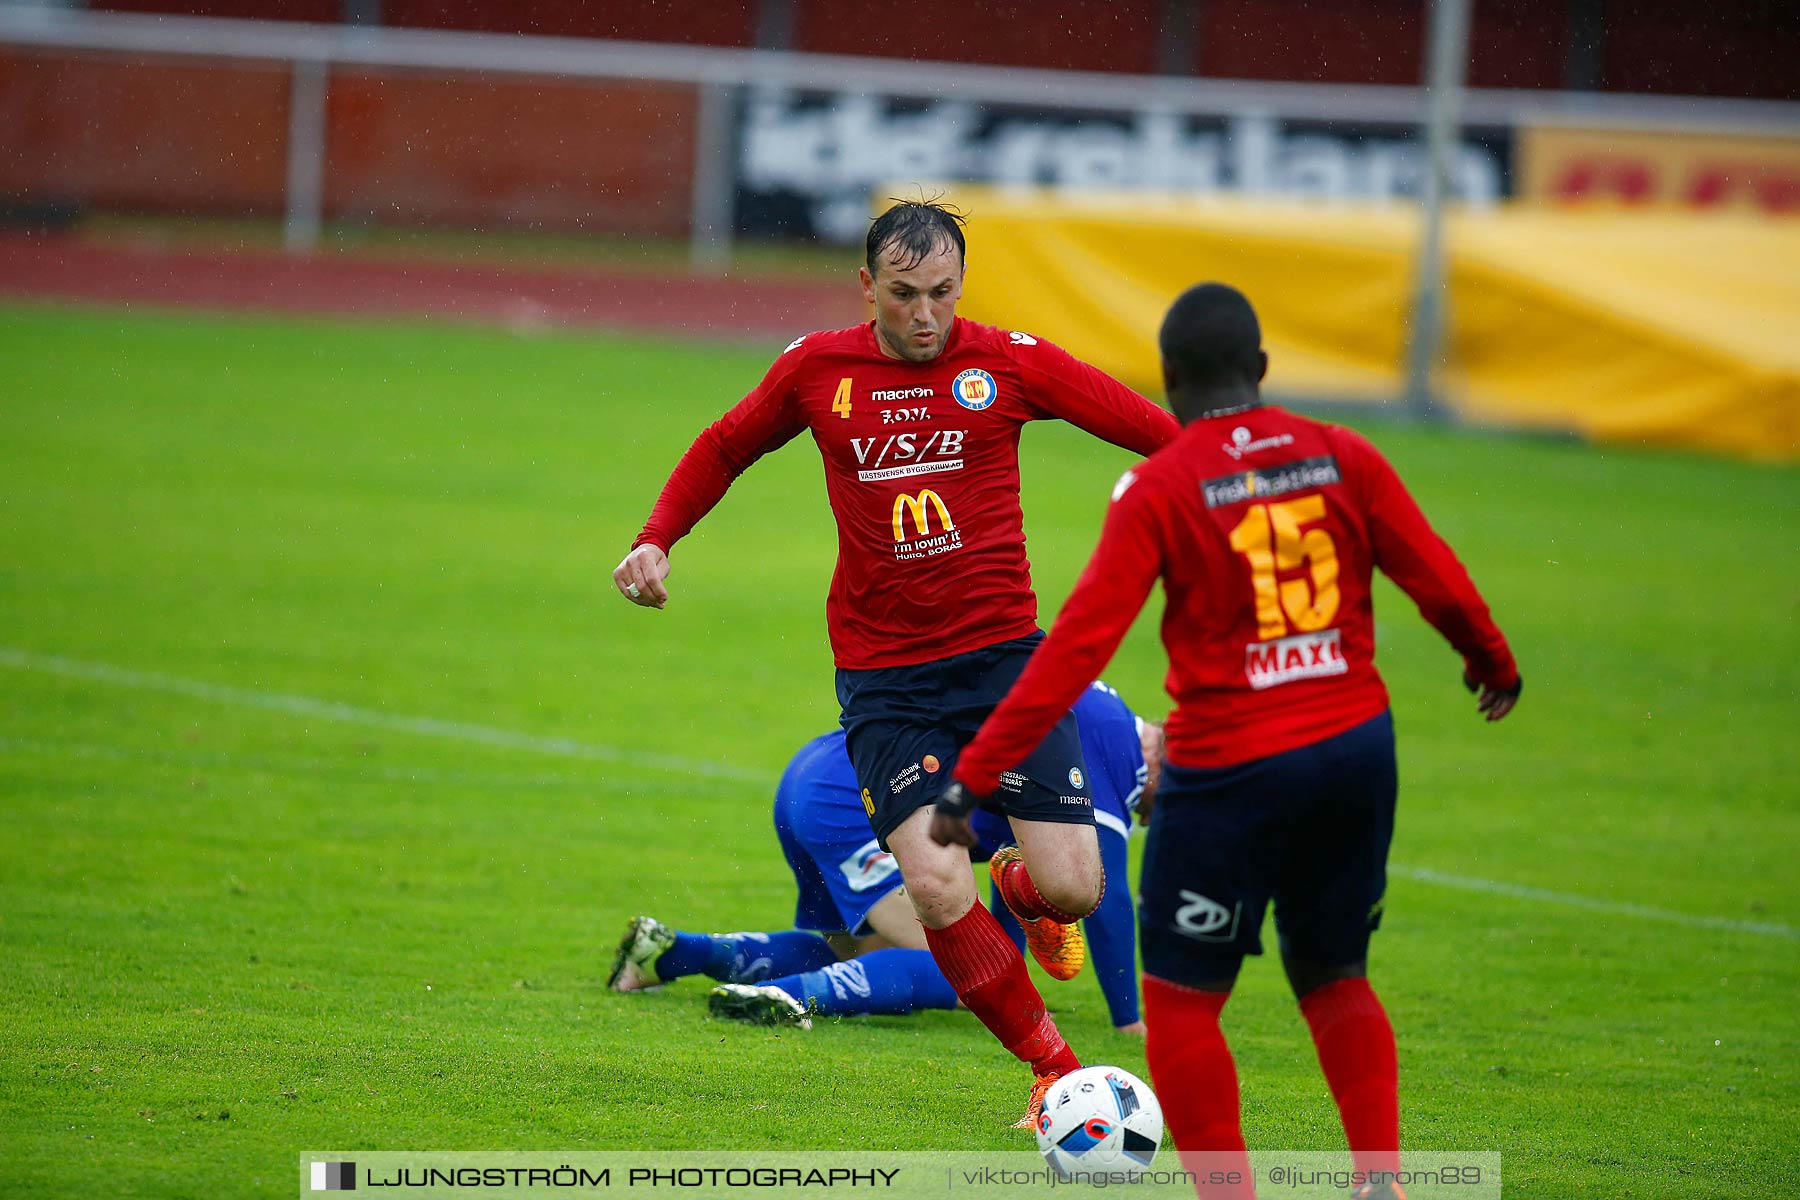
left=1036, top=870, right=1103, bottom=921
left=908, top=888, right=969, bottom=930
left=896, top=857, right=973, bottom=927
left=1013, top=830, right=1103, bottom=918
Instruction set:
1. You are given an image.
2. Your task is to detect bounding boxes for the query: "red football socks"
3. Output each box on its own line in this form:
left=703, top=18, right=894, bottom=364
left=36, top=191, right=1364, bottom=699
left=1300, top=977, right=1400, bottom=1180
left=996, top=854, right=1095, bottom=925
left=923, top=902, right=1081, bottom=1077
left=1143, top=975, right=1255, bottom=1200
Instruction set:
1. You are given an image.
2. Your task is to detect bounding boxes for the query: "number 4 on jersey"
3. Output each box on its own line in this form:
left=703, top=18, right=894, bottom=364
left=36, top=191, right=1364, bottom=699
left=1228, top=496, right=1340, bottom=639
left=832, top=377, right=853, bottom=419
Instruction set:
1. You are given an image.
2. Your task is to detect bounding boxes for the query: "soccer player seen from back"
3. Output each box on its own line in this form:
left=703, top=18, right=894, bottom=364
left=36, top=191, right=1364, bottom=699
left=608, top=682, right=1161, bottom=1037
left=615, top=199, right=1181, bottom=1126
left=940, top=283, right=1521, bottom=1199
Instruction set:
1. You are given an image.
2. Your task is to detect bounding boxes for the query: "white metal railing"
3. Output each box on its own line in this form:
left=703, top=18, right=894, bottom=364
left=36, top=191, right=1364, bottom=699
left=3, top=4, right=1797, bottom=268
left=7, top=6, right=1799, bottom=127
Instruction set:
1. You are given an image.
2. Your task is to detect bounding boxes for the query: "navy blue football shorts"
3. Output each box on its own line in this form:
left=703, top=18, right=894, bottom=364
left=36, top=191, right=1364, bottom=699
left=835, top=632, right=1094, bottom=851
left=1137, top=710, right=1397, bottom=986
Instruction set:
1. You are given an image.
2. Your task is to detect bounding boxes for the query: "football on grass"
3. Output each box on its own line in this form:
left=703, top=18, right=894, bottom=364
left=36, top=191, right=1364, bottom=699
left=1035, top=1065, right=1163, bottom=1177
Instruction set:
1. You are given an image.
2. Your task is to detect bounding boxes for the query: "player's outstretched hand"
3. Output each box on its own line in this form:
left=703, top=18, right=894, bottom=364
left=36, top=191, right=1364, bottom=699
left=1463, top=670, right=1522, bottom=723
left=930, top=782, right=984, bottom=848
left=1114, top=1020, right=1147, bottom=1037
left=614, top=544, right=671, bottom=609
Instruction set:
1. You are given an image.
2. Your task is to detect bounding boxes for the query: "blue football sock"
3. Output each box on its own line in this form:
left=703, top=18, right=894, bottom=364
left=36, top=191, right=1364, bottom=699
left=1087, top=827, right=1142, bottom=1028
left=782, top=948, right=959, bottom=1017
left=654, top=930, right=839, bottom=984
left=651, top=932, right=721, bottom=982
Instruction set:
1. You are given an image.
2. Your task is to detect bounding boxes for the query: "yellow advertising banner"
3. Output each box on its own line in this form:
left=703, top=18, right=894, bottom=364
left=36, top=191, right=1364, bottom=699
left=1518, top=123, right=1800, bottom=216
left=938, top=189, right=1800, bottom=461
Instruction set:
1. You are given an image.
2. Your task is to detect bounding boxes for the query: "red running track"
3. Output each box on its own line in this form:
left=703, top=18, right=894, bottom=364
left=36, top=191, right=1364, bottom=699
left=0, top=233, right=865, bottom=340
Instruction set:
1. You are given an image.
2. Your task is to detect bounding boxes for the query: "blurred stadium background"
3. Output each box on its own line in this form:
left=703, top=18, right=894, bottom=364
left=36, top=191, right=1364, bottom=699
left=2, top=2, right=1797, bottom=1197
left=2, top=0, right=1796, bottom=456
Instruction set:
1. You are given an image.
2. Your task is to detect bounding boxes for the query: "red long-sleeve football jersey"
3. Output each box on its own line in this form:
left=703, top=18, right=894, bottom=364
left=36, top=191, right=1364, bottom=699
left=633, top=318, right=1180, bottom=669
left=955, top=406, right=1519, bottom=790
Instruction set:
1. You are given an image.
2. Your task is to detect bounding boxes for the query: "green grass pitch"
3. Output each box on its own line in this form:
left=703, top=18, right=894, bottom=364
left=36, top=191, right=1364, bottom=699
left=1, top=303, right=1795, bottom=1197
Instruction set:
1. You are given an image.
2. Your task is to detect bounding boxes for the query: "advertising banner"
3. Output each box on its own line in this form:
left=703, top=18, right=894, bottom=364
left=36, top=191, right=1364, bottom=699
left=736, top=89, right=1514, bottom=242
left=946, top=188, right=1800, bottom=461
left=1518, top=122, right=1800, bottom=215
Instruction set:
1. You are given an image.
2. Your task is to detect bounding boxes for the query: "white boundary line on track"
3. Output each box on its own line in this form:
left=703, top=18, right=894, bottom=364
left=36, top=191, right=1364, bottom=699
left=0, top=646, right=767, bottom=784
left=4, top=645, right=1795, bottom=943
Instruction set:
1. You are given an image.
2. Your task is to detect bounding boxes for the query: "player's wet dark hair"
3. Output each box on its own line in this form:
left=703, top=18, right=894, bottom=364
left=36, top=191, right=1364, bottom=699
left=1159, top=283, right=1264, bottom=393
left=867, top=197, right=967, bottom=276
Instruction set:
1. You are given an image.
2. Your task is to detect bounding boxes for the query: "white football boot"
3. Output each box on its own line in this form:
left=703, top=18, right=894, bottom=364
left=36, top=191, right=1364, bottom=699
left=707, top=983, right=814, bottom=1031
left=607, top=915, right=676, bottom=992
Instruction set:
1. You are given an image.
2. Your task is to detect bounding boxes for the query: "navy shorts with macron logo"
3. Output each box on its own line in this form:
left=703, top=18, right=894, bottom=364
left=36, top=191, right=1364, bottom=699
left=835, top=632, right=1094, bottom=851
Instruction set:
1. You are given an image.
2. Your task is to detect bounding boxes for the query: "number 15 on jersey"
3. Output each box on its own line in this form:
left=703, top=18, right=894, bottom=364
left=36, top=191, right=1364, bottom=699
left=1228, top=495, right=1347, bottom=690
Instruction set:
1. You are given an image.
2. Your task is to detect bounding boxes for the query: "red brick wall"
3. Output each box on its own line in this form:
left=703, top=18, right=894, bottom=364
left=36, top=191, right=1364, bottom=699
left=0, top=48, right=698, bottom=234
left=1193, top=0, right=1568, bottom=90
left=380, top=0, right=757, bottom=46
left=790, top=0, right=1162, bottom=74
left=0, top=49, right=291, bottom=211
left=93, top=0, right=338, bottom=21
left=1599, top=0, right=1795, bottom=100
left=326, top=69, right=697, bottom=233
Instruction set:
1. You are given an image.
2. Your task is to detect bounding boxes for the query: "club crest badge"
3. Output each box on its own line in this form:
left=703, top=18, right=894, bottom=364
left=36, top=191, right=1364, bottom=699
left=952, top=368, right=998, bottom=411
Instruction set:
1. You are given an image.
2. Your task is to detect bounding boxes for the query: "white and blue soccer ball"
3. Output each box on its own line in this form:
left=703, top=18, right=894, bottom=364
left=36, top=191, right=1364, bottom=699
left=1035, top=1065, right=1163, bottom=1179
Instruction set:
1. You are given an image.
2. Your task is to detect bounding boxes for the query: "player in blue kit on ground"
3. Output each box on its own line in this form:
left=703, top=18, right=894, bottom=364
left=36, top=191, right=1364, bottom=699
left=609, top=682, right=1161, bottom=1034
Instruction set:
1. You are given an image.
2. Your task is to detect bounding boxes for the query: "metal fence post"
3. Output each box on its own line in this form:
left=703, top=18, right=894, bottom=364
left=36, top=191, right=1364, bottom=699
left=1402, top=0, right=1471, bottom=420
left=688, top=82, right=736, bottom=276
left=284, top=57, right=329, bottom=254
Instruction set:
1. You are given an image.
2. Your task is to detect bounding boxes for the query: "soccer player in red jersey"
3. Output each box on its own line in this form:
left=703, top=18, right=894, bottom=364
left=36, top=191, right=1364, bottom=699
left=941, top=283, right=1521, bottom=1198
left=613, top=201, right=1180, bottom=1126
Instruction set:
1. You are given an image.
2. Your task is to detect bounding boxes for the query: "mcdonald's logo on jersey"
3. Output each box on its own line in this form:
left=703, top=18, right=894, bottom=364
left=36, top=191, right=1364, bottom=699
left=891, top=489, right=965, bottom=561
left=892, top=489, right=955, bottom=541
